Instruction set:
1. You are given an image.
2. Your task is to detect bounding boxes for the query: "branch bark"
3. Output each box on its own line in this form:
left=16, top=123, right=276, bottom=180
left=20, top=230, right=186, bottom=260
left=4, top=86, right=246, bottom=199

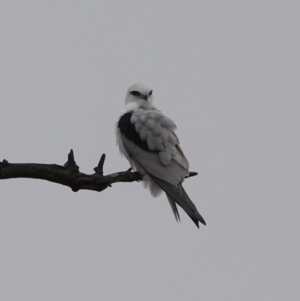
left=0, top=150, right=198, bottom=193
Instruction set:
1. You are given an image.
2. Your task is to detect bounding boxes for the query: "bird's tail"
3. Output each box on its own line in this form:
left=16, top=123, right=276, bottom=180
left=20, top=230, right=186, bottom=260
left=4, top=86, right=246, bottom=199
left=151, top=176, right=206, bottom=228
left=167, top=198, right=181, bottom=223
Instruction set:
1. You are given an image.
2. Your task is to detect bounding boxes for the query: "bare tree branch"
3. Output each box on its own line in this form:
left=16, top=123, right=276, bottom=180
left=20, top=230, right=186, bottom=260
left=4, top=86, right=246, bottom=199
left=0, top=150, right=198, bottom=193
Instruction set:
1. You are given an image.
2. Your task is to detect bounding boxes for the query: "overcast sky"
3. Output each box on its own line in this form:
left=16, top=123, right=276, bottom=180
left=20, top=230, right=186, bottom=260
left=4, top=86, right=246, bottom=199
left=1, top=1, right=299, bottom=300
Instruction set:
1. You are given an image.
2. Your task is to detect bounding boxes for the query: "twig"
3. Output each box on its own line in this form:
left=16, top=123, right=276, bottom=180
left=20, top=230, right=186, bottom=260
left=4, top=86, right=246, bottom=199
left=0, top=149, right=197, bottom=193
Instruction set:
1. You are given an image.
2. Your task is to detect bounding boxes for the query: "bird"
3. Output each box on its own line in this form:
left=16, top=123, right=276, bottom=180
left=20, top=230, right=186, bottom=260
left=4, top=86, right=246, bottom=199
left=116, top=83, right=206, bottom=228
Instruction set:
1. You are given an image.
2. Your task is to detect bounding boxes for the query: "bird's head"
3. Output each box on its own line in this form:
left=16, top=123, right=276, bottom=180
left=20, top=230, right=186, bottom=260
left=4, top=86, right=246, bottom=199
left=125, top=83, right=153, bottom=107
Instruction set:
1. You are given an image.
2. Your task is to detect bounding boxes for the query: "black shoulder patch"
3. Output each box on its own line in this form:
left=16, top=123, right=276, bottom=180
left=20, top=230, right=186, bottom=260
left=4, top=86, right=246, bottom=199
left=118, top=112, right=152, bottom=152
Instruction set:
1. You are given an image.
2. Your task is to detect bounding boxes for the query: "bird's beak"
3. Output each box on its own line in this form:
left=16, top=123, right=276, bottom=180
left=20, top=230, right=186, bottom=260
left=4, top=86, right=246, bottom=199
left=142, top=94, right=148, bottom=101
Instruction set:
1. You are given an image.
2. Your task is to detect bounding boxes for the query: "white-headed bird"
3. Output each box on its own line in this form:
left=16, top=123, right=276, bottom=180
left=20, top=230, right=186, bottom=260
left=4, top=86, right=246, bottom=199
left=116, top=83, right=206, bottom=228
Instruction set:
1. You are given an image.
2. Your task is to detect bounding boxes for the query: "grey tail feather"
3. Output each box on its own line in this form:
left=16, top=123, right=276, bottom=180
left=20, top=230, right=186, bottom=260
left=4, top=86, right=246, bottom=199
left=167, top=193, right=201, bottom=228
left=151, top=176, right=206, bottom=228
left=167, top=197, right=181, bottom=223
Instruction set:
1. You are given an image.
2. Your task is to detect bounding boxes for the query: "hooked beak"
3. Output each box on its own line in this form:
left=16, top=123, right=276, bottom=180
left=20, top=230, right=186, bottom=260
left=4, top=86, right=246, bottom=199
left=142, top=94, right=148, bottom=101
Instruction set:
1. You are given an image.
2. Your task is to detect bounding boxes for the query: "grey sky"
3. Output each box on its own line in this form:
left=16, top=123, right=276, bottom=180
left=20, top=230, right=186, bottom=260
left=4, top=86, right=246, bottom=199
left=1, top=1, right=299, bottom=300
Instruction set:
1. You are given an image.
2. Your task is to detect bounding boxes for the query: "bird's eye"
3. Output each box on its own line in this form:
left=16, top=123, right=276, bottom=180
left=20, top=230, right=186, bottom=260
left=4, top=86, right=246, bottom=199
left=149, top=90, right=153, bottom=96
left=130, top=91, right=141, bottom=97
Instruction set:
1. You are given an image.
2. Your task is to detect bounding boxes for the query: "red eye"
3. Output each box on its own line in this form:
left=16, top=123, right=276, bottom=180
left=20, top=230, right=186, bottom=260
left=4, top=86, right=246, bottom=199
left=130, top=91, right=141, bottom=97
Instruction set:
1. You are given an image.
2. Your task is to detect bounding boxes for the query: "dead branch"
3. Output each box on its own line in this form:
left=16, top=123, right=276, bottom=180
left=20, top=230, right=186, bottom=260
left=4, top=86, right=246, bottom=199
left=0, top=150, right=198, bottom=193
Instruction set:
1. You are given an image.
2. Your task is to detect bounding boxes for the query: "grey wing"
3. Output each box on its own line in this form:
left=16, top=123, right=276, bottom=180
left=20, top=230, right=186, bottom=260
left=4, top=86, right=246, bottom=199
left=121, top=137, right=187, bottom=185
left=122, top=108, right=189, bottom=184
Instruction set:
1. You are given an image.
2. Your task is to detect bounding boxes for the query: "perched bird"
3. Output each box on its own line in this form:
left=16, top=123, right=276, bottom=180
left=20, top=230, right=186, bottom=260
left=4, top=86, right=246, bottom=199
left=116, top=83, right=206, bottom=228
